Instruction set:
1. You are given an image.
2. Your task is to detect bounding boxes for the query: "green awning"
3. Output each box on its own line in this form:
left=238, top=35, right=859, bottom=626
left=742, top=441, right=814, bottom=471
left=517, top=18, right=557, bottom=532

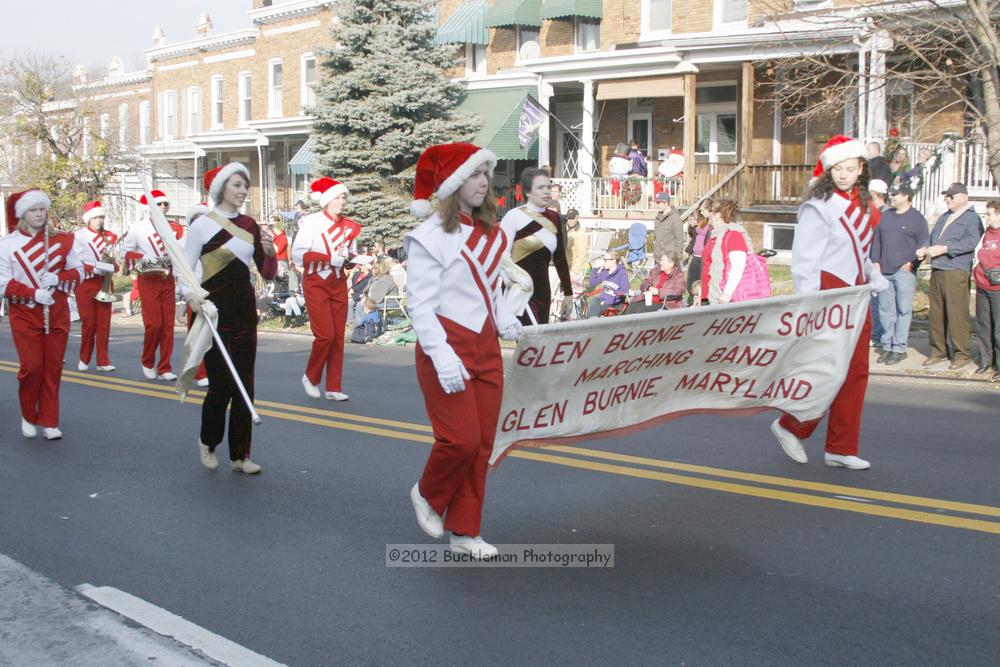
left=540, top=0, right=604, bottom=20
left=434, top=0, right=489, bottom=45
left=485, top=0, right=542, bottom=28
left=288, top=137, right=317, bottom=176
left=460, top=87, right=538, bottom=160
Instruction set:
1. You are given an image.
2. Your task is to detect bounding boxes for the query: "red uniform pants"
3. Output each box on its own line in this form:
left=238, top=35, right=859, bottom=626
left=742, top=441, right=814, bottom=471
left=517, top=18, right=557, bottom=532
left=779, top=272, right=870, bottom=456
left=136, top=273, right=175, bottom=374
left=75, top=276, right=112, bottom=367
left=416, top=317, right=503, bottom=537
left=10, top=298, right=70, bottom=428
left=304, top=273, right=348, bottom=392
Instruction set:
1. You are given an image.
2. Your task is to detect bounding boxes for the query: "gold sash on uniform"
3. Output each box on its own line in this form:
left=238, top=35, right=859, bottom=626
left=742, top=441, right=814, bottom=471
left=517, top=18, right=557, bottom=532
left=200, top=211, right=255, bottom=283
left=512, top=207, right=559, bottom=264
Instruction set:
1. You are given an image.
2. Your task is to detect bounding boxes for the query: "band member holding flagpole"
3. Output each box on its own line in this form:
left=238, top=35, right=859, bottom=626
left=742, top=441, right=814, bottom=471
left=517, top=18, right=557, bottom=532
left=121, top=189, right=177, bottom=381
left=183, top=202, right=211, bottom=388
left=291, top=177, right=361, bottom=401
left=181, top=164, right=276, bottom=474
left=770, top=135, right=890, bottom=470
left=73, top=200, right=118, bottom=372
left=500, top=167, right=572, bottom=324
left=405, top=143, right=523, bottom=559
left=0, top=190, right=84, bottom=439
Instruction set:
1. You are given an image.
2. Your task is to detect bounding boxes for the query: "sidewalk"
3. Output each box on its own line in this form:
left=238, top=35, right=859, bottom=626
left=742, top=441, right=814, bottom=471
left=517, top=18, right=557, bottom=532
left=0, top=553, right=217, bottom=666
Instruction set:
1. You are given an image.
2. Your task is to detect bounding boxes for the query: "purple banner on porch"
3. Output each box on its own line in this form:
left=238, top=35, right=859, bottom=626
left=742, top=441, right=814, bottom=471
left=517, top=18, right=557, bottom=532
left=518, top=96, right=545, bottom=148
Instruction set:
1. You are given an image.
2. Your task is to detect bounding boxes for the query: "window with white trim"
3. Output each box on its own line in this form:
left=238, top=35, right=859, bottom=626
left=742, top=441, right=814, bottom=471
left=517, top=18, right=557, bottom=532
left=99, top=113, right=110, bottom=140
left=83, top=116, right=91, bottom=157
left=186, top=87, right=202, bottom=135
left=764, top=223, right=795, bottom=254
left=268, top=59, right=283, bottom=117
left=301, top=54, right=316, bottom=111
left=139, top=101, right=151, bottom=145
left=211, top=76, right=224, bottom=129
left=239, top=72, right=252, bottom=125
left=516, top=27, right=540, bottom=62
left=641, top=0, right=672, bottom=37
left=163, top=90, right=176, bottom=140
left=118, top=103, right=129, bottom=148
left=465, top=43, right=486, bottom=76
left=575, top=18, right=600, bottom=52
left=714, top=0, right=747, bottom=27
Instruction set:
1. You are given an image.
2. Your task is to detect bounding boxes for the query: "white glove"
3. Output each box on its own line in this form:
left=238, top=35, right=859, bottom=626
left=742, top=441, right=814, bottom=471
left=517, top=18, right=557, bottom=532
left=39, top=272, right=59, bottom=288
left=869, top=268, right=891, bottom=294
left=437, top=361, right=470, bottom=394
left=185, top=291, right=207, bottom=314
left=34, top=289, right=55, bottom=305
left=499, top=320, right=523, bottom=341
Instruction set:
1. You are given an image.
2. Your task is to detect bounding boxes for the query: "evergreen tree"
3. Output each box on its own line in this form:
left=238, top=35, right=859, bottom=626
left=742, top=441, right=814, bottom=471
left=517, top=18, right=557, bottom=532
left=311, top=0, right=480, bottom=246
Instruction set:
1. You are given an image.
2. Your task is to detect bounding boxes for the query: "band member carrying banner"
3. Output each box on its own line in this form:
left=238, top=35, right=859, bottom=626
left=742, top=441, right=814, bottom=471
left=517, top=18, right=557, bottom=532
left=180, top=164, right=276, bottom=474
left=183, top=202, right=211, bottom=388
left=0, top=190, right=84, bottom=440
left=73, top=200, right=118, bottom=372
left=121, top=189, right=177, bottom=381
left=770, top=135, right=890, bottom=470
left=405, top=143, right=523, bottom=560
left=500, top=167, right=572, bottom=325
left=291, top=177, right=361, bottom=401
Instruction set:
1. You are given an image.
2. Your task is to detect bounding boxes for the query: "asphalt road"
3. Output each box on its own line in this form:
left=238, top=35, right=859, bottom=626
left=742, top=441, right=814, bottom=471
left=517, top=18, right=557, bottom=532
left=1, top=321, right=998, bottom=666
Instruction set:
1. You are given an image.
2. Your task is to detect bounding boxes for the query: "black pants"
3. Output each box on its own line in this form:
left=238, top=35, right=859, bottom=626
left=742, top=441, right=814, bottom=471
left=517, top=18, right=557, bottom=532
left=974, top=288, right=1000, bottom=370
left=201, top=315, right=257, bottom=461
left=686, top=256, right=702, bottom=305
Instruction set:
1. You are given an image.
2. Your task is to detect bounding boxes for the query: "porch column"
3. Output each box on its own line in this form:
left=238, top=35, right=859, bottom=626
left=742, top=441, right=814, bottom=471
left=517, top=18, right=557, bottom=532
left=580, top=78, right=594, bottom=217
left=740, top=62, right=754, bottom=166
left=537, top=80, right=553, bottom=169
left=683, top=73, right=697, bottom=205
left=866, top=33, right=891, bottom=139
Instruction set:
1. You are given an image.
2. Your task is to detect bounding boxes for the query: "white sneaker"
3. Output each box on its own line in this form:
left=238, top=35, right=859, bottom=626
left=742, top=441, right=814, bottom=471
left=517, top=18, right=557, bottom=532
left=771, top=418, right=807, bottom=464
left=449, top=534, right=499, bottom=560
left=41, top=427, right=62, bottom=440
left=824, top=453, right=871, bottom=470
left=410, top=483, right=444, bottom=538
left=157, top=372, right=177, bottom=381
left=301, top=374, right=321, bottom=399
left=21, top=418, right=37, bottom=438
left=141, top=366, right=157, bottom=380
left=324, top=391, right=349, bottom=401
left=231, top=458, right=262, bottom=474
left=96, top=364, right=116, bottom=372
left=77, top=361, right=89, bottom=371
left=196, top=378, right=209, bottom=387
left=198, top=440, right=219, bottom=470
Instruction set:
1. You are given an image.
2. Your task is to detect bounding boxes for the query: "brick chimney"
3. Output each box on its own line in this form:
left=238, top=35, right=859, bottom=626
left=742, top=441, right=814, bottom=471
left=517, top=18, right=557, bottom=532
left=195, top=13, right=213, bottom=37
left=252, top=0, right=273, bottom=9
left=152, top=26, right=166, bottom=47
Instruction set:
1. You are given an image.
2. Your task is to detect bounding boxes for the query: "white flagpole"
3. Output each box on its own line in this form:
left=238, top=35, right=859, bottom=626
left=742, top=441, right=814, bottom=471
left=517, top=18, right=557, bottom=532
left=143, top=190, right=261, bottom=425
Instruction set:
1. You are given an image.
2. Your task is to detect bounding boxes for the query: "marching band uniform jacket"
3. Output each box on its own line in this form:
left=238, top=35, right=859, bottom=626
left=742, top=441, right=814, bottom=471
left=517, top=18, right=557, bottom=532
left=500, top=202, right=572, bottom=324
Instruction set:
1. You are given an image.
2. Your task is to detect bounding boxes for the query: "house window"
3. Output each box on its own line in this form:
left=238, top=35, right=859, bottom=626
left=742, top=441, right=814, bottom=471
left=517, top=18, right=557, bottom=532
left=118, top=103, right=129, bottom=148
left=186, top=87, right=202, bottom=135
left=211, top=76, right=224, bottom=128
left=886, top=80, right=914, bottom=138
left=239, top=72, right=252, bottom=125
left=83, top=117, right=91, bottom=157
left=516, top=27, right=540, bottom=61
left=301, top=54, right=317, bottom=111
left=269, top=59, right=283, bottom=117
left=642, top=0, right=672, bottom=36
left=793, top=0, right=832, bottom=9
left=575, top=19, right=600, bottom=52
left=715, top=0, right=747, bottom=26
left=163, top=90, right=176, bottom=140
left=465, top=43, right=487, bottom=76
left=139, top=101, right=151, bottom=145
left=99, top=113, right=110, bottom=139
left=764, top=223, right=796, bottom=255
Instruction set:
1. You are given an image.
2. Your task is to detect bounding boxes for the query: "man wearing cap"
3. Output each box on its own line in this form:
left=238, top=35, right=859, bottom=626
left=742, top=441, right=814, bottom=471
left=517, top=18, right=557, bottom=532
left=870, top=184, right=929, bottom=364
left=653, top=191, right=684, bottom=262
left=917, top=182, right=984, bottom=370
left=73, top=200, right=118, bottom=372
left=121, top=190, right=177, bottom=381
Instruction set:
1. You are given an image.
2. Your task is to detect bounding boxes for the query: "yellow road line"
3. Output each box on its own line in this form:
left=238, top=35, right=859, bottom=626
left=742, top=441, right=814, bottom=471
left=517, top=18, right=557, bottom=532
left=514, top=451, right=1000, bottom=535
left=2, top=361, right=998, bottom=535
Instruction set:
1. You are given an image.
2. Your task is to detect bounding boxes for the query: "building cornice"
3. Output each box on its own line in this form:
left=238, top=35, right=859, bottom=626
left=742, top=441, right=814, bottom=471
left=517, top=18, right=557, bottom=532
left=247, top=116, right=313, bottom=136
left=146, top=29, right=260, bottom=63
left=248, top=0, right=334, bottom=25
left=73, top=71, right=152, bottom=92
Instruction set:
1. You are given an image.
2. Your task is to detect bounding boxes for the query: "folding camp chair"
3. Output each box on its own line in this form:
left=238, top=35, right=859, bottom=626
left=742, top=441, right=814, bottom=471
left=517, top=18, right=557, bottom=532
left=610, top=222, right=650, bottom=281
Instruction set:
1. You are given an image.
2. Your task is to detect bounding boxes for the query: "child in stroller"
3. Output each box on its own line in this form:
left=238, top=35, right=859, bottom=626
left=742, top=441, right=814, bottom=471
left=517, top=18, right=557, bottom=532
left=268, top=268, right=306, bottom=328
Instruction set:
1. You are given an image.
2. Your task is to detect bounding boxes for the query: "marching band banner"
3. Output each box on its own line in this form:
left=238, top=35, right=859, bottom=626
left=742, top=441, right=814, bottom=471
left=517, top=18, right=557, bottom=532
left=490, top=286, right=871, bottom=466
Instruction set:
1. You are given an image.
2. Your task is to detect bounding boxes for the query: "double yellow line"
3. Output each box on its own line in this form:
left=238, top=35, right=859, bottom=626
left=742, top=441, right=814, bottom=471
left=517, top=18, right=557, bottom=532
left=2, top=359, right=999, bottom=536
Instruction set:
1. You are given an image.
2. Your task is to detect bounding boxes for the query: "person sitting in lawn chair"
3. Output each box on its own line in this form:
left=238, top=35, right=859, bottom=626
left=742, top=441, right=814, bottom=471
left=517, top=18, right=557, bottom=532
left=586, top=251, right=630, bottom=318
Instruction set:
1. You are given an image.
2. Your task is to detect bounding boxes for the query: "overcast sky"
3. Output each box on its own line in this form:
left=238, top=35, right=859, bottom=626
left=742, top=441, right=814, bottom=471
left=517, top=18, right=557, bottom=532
left=1, top=1, right=255, bottom=72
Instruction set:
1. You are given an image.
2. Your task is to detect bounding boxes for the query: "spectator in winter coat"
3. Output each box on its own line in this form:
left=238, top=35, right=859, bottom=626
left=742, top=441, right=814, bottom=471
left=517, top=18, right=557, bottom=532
left=586, top=251, right=629, bottom=317
left=625, top=253, right=685, bottom=314
left=866, top=142, right=893, bottom=186
left=972, top=200, right=1000, bottom=379
left=628, top=140, right=648, bottom=177
left=653, top=192, right=684, bottom=260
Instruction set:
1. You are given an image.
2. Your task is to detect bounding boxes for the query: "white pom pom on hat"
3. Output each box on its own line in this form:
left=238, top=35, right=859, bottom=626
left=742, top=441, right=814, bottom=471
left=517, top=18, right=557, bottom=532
left=410, top=143, right=497, bottom=219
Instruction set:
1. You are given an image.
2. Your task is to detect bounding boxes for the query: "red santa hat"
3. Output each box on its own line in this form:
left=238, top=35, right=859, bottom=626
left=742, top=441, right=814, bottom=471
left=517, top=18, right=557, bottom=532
left=6, top=189, right=51, bottom=233
left=813, top=135, right=867, bottom=178
left=203, top=163, right=250, bottom=205
left=81, top=200, right=106, bottom=224
left=410, top=142, right=497, bottom=219
left=309, top=177, right=350, bottom=209
left=186, top=202, right=211, bottom=225
left=139, top=190, right=169, bottom=206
